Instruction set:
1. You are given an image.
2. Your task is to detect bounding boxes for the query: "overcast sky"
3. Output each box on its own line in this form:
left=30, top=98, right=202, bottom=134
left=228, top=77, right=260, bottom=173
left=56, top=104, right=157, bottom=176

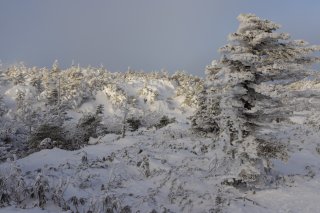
left=0, top=0, right=319, bottom=76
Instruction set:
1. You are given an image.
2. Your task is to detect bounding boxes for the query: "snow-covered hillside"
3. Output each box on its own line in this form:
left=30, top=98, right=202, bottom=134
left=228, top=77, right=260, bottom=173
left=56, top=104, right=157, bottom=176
left=0, top=63, right=320, bottom=212
left=1, top=94, right=320, bottom=212
left=0, top=64, right=202, bottom=160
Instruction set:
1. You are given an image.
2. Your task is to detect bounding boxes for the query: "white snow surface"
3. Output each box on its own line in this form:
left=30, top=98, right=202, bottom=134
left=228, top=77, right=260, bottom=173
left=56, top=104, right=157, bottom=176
left=0, top=69, right=320, bottom=212
left=1, top=120, right=320, bottom=212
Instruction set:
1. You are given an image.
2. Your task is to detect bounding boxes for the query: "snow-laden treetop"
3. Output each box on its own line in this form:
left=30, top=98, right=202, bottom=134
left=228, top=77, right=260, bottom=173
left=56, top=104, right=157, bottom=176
left=208, top=13, right=320, bottom=82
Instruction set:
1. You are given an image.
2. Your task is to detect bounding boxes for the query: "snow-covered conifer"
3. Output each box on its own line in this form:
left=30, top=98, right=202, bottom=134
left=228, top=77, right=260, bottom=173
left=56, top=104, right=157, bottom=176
left=193, top=14, right=320, bottom=184
left=42, top=61, right=61, bottom=106
left=0, top=95, right=7, bottom=117
left=190, top=88, right=219, bottom=134
left=15, top=90, right=25, bottom=111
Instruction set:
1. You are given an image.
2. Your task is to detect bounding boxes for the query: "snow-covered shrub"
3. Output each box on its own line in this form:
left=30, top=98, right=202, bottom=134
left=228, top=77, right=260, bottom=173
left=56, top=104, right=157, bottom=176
left=0, top=176, right=10, bottom=207
left=303, top=111, right=320, bottom=130
left=73, top=113, right=103, bottom=145
left=256, top=139, right=288, bottom=162
left=138, top=86, right=159, bottom=104
left=155, top=115, right=176, bottom=129
left=316, top=144, right=320, bottom=155
left=0, top=96, right=7, bottom=117
left=137, top=110, right=167, bottom=129
left=29, top=76, right=43, bottom=93
left=46, top=88, right=59, bottom=106
left=38, top=138, right=54, bottom=150
left=172, top=70, right=204, bottom=107
left=29, top=124, right=65, bottom=150
left=0, top=120, right=19, bottom=146
left=0, top=162, right=68, bottom=210
left=28, top=105, right=69, bottom=149
left=31, top=173, right=49, bottom=209
left=0, top=160, right=27, bottom=208
left=126, top=117, right=142, bottom=132
left=190, top=88, right=220, bottom=135
left=137, top=156, right=151, bottom=178
left=95, top=104, right=104, bottom=115
left=15, top=90, right=25, bottom=110
left=5, top=64, right=28, bottom=86
left=104, top=84, right=127, bottom=107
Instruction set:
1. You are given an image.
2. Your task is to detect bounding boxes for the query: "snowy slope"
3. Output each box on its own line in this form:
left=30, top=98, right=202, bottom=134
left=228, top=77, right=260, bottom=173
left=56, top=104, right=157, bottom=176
left=1, top=117, right=320, bottom=212
left=1, top=66, right=320, bottom=212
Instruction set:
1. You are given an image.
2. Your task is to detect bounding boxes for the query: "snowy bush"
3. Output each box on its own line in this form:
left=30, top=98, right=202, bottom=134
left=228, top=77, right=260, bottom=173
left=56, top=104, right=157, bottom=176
left=138, top=86, right=159, bottom=104
left=172, top=70, right=204, bottom=107
left=104, top=84, right=127, bottom=107
left=126, top=117, right=142, bottom=132
left=73, top=113, right=103, bottom=145
left=0, top=96, right=7, bottom=117
left=0, top=160, right=28, bottom=208
left=155, top=115, right=176, bottom=129
left=29, top=124, right=65, bottom=150
left=38, top=138, right=54, bottom=150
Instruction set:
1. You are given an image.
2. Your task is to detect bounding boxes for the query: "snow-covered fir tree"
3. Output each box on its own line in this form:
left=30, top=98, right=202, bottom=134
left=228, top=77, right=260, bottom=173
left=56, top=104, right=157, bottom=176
left=0, top=95, right=7, bottom=117
left=192, top=14, right=320, bottom=185
left=43, top=61, right=61, bottom=106
left=190, top=88, right=219, bottom=134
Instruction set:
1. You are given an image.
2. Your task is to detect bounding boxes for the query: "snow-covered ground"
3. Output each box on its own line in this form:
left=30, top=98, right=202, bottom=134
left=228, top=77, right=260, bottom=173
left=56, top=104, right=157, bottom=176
left=1, top=66, right=320, bottom=212
left=1, top=117, right=320, bottom=212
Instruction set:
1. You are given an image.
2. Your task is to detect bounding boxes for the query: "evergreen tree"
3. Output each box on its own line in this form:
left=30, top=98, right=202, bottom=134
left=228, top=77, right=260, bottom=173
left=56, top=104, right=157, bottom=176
left=0, top=95, right=7, bottom=117
left=30, top=77, right=43, bottom=94
left=47, top=88, right=59, bottom=106
left=44, top=60, right=61, bottom=106
left=15, top=90, right=26, bottom=111
left=29, top=124, right=65, bottom=149
left=5, top=64, right=27, bottom=85
left=74, top=113, right=102, bottom=145
left=193, top=14, right=320, bottom=185
left=95, top=104, right=104, bottom=115
left=191, top=88, right=219, bottom=134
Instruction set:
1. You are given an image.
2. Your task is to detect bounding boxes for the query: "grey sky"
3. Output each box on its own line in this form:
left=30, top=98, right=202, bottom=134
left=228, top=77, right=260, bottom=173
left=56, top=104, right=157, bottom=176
left=0, top=0, right=319, bottom=76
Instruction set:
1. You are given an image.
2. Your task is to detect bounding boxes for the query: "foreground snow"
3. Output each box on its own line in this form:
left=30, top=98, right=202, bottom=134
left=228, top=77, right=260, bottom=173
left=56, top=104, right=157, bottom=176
left=1, top=120, right=320, bottom=212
